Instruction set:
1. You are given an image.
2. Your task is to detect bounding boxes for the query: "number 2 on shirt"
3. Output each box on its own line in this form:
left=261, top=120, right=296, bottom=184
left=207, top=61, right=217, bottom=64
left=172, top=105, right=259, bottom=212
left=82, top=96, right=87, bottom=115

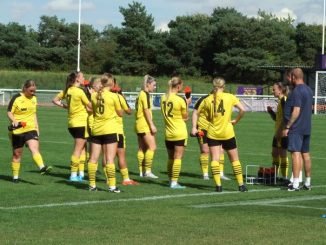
left=162, top=101, right=173, bottom=117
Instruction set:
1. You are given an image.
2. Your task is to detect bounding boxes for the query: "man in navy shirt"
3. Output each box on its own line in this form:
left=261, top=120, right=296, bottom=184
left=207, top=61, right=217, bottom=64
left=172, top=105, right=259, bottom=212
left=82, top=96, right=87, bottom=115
left=283, top=68, right=313, bottom=191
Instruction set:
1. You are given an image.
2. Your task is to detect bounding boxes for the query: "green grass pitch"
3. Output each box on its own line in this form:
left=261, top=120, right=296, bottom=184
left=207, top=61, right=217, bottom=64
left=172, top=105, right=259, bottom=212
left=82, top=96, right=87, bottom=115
left=0, top=106, right=325, bottom=244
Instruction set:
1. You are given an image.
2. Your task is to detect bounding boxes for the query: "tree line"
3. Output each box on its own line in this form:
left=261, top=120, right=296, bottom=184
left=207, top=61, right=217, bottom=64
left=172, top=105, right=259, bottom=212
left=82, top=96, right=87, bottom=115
left=0, top=1, right=322, bottom=84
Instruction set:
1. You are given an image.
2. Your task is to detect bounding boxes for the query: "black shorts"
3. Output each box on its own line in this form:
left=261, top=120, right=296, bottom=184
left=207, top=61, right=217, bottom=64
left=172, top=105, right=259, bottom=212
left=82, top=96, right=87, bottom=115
left=272, top=136, right=288, bottom=149
left=11, top=130, right=39, bottom=149
left=165, top=139, right=187, bottom=150
left=68, top=127, right=87, bottom=139
left=117, top=134, right=126, bottom=149
left=137, top=132, right=147, bottom=137
left=197, top=129, right=208, bottom=145
left=90, top=133, right=118, bottom=145
left=207, top=137, right=237, bottom=150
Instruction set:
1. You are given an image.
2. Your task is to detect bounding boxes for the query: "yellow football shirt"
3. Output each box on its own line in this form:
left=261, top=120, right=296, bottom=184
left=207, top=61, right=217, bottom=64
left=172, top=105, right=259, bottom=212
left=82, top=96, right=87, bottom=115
left=56, top=86, right=90, bottom=128
left=194, top=95, right=210, bottom=131
left=135, top=90, right=152, bottom=133
left=199, top=92, right=240, bottom=140
left=7, top=93, right=37, bottom=134
left=161, top=93, right=188, bottom=141
left=116, top=93, right=130, bottom=134
left=275, top=96, right=287, bottom=133
left=91, top=90, right=122, bottom=136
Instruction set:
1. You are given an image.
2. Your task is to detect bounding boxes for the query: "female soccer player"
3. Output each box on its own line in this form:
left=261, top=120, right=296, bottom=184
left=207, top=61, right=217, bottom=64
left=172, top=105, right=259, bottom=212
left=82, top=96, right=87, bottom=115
left=135, top=75, right=158, bottom=178
left=87, top=74, right=123, bottom=192
left=7, top=80, right=52, bottom=182
left=192, top=95, right=230, bottom=180
left=111, top=80, right=139, bottom=186
left=161, top=76, right=191, bottom=189
left=52, top=71, right=91, bottom=182
left=192, top=77, right=247, bottom=192
left=267, top=82, right=289, bottom=182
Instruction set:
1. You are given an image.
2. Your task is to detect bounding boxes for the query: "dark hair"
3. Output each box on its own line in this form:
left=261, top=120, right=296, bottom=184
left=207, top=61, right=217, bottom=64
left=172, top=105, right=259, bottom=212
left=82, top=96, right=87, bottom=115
left=63, top=71, right=79, bottom=97
left=274, top=82, right=289, bottom=96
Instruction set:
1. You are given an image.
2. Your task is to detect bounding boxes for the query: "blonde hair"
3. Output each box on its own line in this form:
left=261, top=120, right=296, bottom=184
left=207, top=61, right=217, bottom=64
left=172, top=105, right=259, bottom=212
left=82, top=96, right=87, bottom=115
left=97, top=73, right=114, bottom=102
left=166, top=76, right=182, bottom=99
left=212, top=77, right=225, bottom=117
left=143, top=74, right=155, bottom=89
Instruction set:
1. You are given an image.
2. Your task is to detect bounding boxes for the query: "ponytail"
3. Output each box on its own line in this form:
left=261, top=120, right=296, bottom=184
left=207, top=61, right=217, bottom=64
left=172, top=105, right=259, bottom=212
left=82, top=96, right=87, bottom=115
left=63, top=71, right=79, bottom=98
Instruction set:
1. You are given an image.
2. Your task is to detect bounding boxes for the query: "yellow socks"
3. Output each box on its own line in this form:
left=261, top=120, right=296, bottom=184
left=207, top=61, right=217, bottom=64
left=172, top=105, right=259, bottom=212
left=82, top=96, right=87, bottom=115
left=272, top=156, right=280, bottom=174
left=88, top=162, right=97, bottom=187
left=12, top=162, right=20, bottom=179
left=219, top=153, right=225, bottom=176
left=120, top=168, right=130, bottom=181
left=105, top=164, right=116, bottom=188
left=137, top=150, right=145, bottom=175
left=144, top=150, right=154, bottom=173
left=200, top=153, right=209, bottom=176
left=167, top=159, right=173, bottom=179
left=211, top=161, right=221, bottom=186
left=280, top=157, right=289, bottom=178
left=171, top=159, right=182, bottom=182
left=232, top=160, right=244, bottom=186
left=79, top=154, right=86, bottom=178
left=32, top=153, right=44, bottom=169
left=70, top=155, right=80, bottom=177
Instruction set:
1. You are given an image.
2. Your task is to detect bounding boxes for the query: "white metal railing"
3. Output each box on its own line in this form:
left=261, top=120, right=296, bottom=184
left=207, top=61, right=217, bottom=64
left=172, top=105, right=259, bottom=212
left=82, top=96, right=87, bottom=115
left=0, top=88, right=277, bottom=112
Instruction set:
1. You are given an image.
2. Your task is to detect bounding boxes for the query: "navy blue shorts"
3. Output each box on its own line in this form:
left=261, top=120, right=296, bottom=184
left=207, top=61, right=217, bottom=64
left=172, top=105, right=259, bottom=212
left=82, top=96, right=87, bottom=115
left=287, top=133, right=310, bottom=153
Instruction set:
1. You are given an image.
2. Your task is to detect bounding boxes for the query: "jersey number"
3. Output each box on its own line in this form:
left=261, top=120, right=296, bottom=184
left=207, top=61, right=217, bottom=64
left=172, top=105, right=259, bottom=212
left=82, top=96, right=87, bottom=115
left=162, top=101, right=173, bottom=117
left=215, top=100, right=225, bottom=116
left=97, top=99, right=105, bottom=114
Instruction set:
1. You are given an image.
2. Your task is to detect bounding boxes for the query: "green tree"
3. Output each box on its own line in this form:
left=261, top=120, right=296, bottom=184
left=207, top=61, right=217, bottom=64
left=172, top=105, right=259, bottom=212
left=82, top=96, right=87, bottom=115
left=295, top=23, right=322, bottom=66
left=166, top=14, right=211, bottom=76
left=113, top=1, right=156, bottom=75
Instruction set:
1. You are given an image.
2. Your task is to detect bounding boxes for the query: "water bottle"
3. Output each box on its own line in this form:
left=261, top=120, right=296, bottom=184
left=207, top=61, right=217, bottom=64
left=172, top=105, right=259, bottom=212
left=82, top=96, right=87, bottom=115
left=8, top=122, right=26, bottom=131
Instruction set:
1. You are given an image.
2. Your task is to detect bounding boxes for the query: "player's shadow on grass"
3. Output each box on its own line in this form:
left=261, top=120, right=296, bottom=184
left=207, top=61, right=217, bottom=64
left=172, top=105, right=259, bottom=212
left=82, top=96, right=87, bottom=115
left=161, top=171, right=203, bottom=179
left=53, top=164, right=70, bottom=170
left=0, top=174, right=38, bottom=185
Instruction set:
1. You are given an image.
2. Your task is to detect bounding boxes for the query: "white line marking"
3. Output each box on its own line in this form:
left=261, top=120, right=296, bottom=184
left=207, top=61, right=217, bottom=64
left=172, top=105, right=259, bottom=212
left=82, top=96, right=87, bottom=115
left=259, top=204, right=326, bottom=211
left=0, top=185, right=325, bottom=211
left=191, top=195, right=326, bottom=208
left=0, top=188, right=278, bottom=210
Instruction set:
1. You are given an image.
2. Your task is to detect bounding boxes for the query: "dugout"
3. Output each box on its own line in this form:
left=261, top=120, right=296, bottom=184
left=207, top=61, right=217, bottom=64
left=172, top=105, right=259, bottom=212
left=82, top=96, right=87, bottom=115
left=258, top=65, right=315, bottom=87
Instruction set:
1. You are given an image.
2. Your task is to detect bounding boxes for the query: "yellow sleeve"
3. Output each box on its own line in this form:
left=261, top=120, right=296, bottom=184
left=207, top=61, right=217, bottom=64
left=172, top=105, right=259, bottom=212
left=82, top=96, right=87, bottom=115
left=118, top=94, right=130, bottom=111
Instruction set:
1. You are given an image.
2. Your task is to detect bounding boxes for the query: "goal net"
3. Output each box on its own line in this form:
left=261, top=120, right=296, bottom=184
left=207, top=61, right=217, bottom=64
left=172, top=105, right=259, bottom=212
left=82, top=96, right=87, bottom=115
left=314, top=71, right=326, bottom=114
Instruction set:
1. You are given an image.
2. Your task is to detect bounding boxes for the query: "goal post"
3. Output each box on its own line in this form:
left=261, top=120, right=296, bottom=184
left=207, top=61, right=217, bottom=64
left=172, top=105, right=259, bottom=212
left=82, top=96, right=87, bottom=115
left=314, top=71, right=326, bottom=114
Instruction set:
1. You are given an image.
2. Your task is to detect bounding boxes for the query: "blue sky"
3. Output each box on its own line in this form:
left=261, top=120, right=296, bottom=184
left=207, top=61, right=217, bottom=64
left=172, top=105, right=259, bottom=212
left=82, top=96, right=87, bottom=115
left=0, top=0, right=324, bottom=31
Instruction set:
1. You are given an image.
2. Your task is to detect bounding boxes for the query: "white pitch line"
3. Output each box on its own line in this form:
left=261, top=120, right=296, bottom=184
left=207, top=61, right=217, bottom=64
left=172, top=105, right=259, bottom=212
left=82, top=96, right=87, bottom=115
left=1, top=185, right=325, bottom=211
left=258, top=204, right=326, bottom=211
left=0, top=188, right=279, bottom=211
left=191, top=194, right=326, bottom=209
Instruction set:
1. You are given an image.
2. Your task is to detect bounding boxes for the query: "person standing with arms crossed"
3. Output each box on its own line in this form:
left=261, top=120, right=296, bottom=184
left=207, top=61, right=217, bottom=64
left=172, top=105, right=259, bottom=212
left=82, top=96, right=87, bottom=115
left=283, top=68, right=313, bottom=191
